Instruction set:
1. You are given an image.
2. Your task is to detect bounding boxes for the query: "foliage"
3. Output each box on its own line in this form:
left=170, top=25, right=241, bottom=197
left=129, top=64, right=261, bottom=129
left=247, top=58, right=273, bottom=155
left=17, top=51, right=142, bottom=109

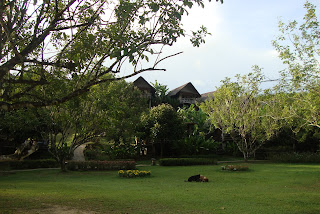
left=0, top=108, right=51, bottom=153
left=177, top=105, right=218, bottom=155
left=0, top=0, right=222, bottom=111
left=159, top=158, right=216, bottom=166
left=118, top=169, right=151, bottom=178
left=46, top=79, right=147, bottom=171
left=272, top=1, right=320, bottom=130
left=150, top=80, right=180, bottom=108
left=66, top=160, right=136, bottom=171
left=173, top=133, right=220, bottom=156
left=269, top=152, right=320, bottom=163
left=98, top=80, right=148, bottom=143
left=0, top=159, right=58, bottom=170
left=140, top=103, right=185, bottom=157
left=101, top=139, right=138, bottom=160
left=84, top=147, right=108, bottom=161
left=221, top=165, right=249, bottom=171
left=178, top=104, right=208, bottom=130
left=200, top=69, right=281, bottom=161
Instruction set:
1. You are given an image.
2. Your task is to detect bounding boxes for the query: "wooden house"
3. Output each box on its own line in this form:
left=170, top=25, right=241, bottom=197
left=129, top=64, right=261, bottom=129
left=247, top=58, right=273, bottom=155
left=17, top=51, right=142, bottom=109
left=199, top=91, right=215, bottom=102
left=168, top=82, right=201, bottom=106
left=133, top=76, right=155, bottom=108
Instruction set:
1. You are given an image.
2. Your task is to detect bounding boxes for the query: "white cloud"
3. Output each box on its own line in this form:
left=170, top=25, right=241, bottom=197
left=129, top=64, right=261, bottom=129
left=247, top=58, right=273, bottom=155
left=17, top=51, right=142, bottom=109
left=193, top=79, right=205, bottom=87
left=127, top=0, right=320, bottom=94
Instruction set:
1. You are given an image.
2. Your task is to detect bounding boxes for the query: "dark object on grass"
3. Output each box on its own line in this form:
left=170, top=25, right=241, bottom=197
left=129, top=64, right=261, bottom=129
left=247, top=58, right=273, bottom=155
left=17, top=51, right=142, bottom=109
left=187, top=174, right=209, bottom=182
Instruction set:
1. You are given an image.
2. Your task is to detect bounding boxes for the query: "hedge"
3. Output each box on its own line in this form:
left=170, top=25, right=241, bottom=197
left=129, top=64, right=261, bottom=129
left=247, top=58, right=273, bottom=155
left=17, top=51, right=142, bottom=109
left=0, top=159, right=58, bottom=170
left=159, top=158, right=217, bottom=166
left=268, top=152, right=320, bottom=163
left=66, top=160, right=136, bottom=171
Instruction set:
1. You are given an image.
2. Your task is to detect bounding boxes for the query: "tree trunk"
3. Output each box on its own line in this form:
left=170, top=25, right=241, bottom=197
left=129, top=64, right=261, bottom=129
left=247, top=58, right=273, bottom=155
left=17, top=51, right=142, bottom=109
left=59, top=158, right=67, bottom=172
left=243, top=152, right=249, bottom=162
left=160, top=142, right=163, bottom=159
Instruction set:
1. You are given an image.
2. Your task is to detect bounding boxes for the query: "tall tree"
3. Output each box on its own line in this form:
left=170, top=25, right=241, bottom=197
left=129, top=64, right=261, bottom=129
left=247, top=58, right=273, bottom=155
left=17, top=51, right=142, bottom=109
left=46, top=79, right=147, bottom=171
left=0, top=0, right=222, bottom=111
left=200, top=69, right=280, bottom=161
left=272, top=1, right=320, bottom=130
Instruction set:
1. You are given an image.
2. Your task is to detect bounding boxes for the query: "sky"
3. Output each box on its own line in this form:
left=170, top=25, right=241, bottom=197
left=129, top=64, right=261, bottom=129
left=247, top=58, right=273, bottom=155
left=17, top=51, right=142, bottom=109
left=125, top=0, right=320, bottom=94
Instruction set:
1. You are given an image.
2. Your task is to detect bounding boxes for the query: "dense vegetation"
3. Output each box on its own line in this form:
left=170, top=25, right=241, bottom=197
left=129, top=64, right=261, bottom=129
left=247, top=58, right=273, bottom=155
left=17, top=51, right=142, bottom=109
left=0, top=1, right=320, bottom=171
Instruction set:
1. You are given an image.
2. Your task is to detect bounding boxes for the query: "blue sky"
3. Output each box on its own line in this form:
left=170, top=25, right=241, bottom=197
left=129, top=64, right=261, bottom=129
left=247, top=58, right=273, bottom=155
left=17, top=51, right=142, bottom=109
left=126, top=0, right=320, bottom=94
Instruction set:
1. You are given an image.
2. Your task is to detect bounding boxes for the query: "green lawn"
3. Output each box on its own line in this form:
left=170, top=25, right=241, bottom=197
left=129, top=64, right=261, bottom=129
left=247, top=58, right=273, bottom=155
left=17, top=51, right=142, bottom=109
left=0, top=163, right=319, bottom=214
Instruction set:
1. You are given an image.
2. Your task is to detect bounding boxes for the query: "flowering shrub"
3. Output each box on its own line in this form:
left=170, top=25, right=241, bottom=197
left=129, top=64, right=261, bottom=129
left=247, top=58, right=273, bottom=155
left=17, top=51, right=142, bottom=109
left=221, top=165, right=249, bottom=171
left=118, top=170, right=151, bottom=178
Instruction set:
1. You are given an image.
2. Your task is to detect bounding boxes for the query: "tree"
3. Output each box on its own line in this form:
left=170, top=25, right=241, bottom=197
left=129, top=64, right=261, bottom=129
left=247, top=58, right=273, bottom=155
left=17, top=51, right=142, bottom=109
left=140, top=103, right=184, bottom=157
left=151, top=80, right=180, bottom=107
left=0, top=108, right=50, bottom=154
left=177, top=104, right=216, bottom=155
left=46, top=79, right=147, bottom=171
left=46, top=94, right=106, bottom=171
left=99, top=80, right=148, bottom=143
left=0, top=0, right=222, bottom=111
left=200, top=69, right=280, bottom=161
left=272, top=1, right=320, bottom=130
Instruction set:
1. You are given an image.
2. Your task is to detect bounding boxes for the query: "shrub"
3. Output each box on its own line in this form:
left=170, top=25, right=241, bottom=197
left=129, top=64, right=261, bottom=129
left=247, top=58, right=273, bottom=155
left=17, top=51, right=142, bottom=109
left=118, top=170, right=151, bottom=178
left=66, top=160, right=136, bottom=171
left=269, top=152, right=320, bottom=163
left=159, top=158, right=216, bottom=166
left=0, top=159, right=58, bottom=170
left=84, top=149, right=109, bottom=161
left=221, top=165, right=249, bottom=171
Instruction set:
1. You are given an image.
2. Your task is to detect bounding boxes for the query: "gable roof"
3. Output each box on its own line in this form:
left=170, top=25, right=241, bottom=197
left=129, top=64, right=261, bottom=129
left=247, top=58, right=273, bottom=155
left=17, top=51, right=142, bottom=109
left=168, top=82, right=201, bottom=98
left=133, top=76, right=155, bottom=93
left=200, top=91, right=215, bottom=102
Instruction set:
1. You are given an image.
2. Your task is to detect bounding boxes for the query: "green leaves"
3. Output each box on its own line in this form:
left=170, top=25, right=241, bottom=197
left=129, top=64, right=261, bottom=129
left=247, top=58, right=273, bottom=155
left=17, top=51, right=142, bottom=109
left=272, top=1, right=320, bottom=131
left=1, top=0, right=223, bottom=110
left=200, top=70, right=280, bottom=160
left=190, top=26, right=211, bottom=47
left=149, top=3, right=159, bottom=12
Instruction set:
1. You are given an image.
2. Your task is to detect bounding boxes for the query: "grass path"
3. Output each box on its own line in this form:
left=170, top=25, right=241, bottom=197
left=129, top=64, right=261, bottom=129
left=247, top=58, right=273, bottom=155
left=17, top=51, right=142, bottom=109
left=0, top=163, right=320, bottom=213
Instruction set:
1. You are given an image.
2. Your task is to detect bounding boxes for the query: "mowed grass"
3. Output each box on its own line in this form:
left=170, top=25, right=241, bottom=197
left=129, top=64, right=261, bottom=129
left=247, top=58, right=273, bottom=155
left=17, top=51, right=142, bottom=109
left=0, top=163, right=320, bottom=214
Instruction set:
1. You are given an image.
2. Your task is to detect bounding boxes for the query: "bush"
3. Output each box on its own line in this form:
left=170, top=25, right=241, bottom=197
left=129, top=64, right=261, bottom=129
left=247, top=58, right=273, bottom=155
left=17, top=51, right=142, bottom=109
left=84, top=140, right=138, bottom=161
left=84, top=149, right=110, bottom=161
left=221, top=165, right=249, bottom=171
left=269, top=152, right=320, bottom=163
left=159, top=158, right=216, bottom=166
left=0, top=159, right=58, bottom=170
left=66, top=160, right=136, bottom=171
left=118, top=170, right=151, bottom=178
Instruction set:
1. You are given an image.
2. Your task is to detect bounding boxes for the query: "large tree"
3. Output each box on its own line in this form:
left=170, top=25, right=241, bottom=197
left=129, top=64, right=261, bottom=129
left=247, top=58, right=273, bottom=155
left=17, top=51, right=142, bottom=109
left=200, top=69, right=280, bottom=161
left=0, top=0, right=222, bottom=111
left=272, top=1, right=320, bottom=130
left=46, top=79, right=147, bottom=171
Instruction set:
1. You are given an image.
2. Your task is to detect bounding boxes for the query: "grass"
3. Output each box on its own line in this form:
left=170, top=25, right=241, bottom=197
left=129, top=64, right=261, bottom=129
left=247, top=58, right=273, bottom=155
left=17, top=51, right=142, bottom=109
left=0, top=163, right=320, bottom=213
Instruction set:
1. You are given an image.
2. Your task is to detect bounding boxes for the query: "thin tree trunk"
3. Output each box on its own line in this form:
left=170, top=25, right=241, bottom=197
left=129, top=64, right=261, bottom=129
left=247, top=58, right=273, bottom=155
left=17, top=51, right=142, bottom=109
left=59, top=158, right=67, bottom=172
left=243, top=152, right=249, bottom=162
left=160, top=142, right=163, bottom=159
